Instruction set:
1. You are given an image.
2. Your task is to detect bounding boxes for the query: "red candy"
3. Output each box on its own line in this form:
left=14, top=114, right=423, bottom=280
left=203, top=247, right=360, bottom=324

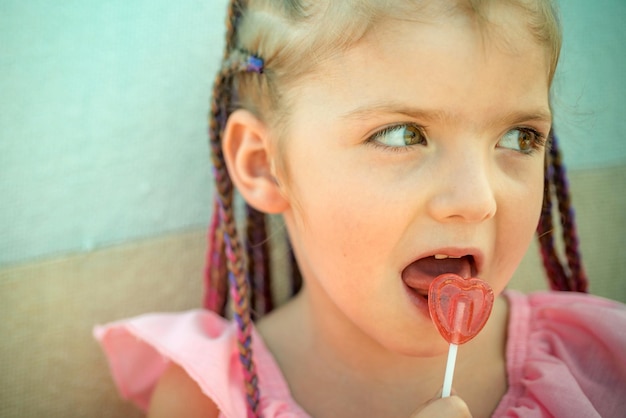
left=428, top=273, right=494, bottom=345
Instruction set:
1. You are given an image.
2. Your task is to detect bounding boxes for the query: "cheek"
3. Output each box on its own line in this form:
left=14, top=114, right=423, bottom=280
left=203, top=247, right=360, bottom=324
left=293, top=181, right=381, bottom=252
left=285, top=163, right=400, bottom=281
left=524, top=160, right=546, bottom=226
left=493, top=163, right=545, bottom=287
left=500, top=154, right=545, bottom=225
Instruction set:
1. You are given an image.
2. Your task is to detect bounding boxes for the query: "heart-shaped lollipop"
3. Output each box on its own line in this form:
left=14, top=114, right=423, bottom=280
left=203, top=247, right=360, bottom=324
left=428, top=273, right=494, bottom=344
left=428, top=273, right=495, bottom=398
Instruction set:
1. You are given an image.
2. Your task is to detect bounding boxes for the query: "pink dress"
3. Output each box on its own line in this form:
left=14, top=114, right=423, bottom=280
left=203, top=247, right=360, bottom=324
left=94, top=290, right=626, bottom=417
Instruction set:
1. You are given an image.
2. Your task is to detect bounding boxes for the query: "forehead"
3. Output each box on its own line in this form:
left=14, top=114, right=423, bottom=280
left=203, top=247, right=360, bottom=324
left=288, top=6, right=551, bottom=130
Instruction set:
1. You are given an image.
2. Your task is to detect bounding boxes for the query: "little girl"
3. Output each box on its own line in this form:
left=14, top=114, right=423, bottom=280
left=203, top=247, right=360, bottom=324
left=95, top=0, right=626, bottom=417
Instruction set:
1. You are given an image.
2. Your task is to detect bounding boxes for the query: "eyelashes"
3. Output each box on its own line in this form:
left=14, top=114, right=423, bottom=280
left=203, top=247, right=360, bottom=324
left=366, top=123, right=427, bottom=152
left=366, top=123, right=547, bottom=155
left=497, top=127, right=547, bottom=155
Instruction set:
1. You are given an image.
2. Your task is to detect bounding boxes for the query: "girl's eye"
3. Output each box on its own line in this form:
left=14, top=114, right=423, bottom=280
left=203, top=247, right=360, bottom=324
left=368, top=124, right=427, bottom=149
left=498, top=128, right=546, bottom=154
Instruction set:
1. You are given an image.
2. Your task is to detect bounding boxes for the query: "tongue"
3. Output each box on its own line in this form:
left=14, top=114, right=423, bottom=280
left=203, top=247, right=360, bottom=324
left=402, top=256, right=472, bottom=290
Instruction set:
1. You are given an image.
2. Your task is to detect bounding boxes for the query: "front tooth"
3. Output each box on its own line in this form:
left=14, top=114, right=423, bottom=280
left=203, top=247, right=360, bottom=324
left=434, top=254, right=462, bottom=259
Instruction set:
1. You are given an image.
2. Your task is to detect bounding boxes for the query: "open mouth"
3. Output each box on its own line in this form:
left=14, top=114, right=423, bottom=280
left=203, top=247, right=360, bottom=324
left=401, top=254, right=478, bottom=300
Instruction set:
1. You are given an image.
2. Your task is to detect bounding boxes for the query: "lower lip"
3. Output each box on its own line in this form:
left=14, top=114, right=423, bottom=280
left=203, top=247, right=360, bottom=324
left=403, top=282, right=432, bottom=319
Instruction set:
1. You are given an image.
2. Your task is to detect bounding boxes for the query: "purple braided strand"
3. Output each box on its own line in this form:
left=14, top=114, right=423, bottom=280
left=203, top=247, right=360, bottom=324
left=537, top=158, right=567, bottom=290
left=210, top=93, right=262, bottom=416
left=536, top=132, right=588, bottom=292
left=204, top=198, right=228, bottom=313
left=548, top=134, right=588, bottom=292
left=288, top=240, right=303, bottom=297
left=245, top=203, right=273, bottom=318
left=205, top=1, right=263, bottom=415
left=221, top=220, right=259, bottom=416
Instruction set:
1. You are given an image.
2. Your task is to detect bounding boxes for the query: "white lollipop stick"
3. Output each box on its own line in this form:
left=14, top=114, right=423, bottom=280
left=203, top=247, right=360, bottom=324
left=441, top=299, right=467, bottom=398
left=441, top=343, right=458, bottom=397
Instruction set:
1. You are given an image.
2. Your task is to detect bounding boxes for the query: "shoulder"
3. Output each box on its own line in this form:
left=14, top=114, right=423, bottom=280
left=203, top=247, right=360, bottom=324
left=507, top=289, right=625, bottom=324
left=148, top=363, right=220, bottom=418
left=507, top=290, right=626, bottom=357
left=95, top=310, right=238, bottom=414
left=95, top=309, right=308, bottom=417
left=499, top=290, right=626, bottom=417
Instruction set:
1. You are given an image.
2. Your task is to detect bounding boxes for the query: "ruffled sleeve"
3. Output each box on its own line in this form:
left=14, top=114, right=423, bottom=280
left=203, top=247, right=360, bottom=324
left=94, top=310, right=309, bottom=417
left=494, top=291, right=626, bottom=418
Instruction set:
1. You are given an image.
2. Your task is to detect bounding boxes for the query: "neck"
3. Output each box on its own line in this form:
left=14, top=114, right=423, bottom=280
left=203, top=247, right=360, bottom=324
left=263, top=283, right=455, bottom=406
left=258, top=285, right=509, bottom=418
left=306, top=286, right=448, bottom=381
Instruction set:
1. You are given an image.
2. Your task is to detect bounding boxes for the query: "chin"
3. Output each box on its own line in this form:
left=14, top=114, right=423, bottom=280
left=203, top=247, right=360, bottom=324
left=383, top=331, right=450, bottom=359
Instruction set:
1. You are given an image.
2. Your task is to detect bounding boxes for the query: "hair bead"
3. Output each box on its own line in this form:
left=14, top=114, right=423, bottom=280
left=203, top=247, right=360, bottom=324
left=246, top=54, right=264, bottom=74
left=222, top=49, right=265, bottom=74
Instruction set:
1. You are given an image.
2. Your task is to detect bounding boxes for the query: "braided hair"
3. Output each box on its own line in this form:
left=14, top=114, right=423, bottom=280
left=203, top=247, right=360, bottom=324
left=202, top=1, right=587, bottom=416
left=203, top=1, right=299, bottom=416
left=537, top=131, right=588, bottom=292
left=204, top=1, right=262, bottom=416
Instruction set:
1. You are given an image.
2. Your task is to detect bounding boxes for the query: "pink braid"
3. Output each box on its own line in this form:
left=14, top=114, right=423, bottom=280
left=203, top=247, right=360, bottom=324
left=204, top=199, right=228, bottom=313
left=209, top=71, right=262, bottom=416
left=205, top=1, right=263, bottom=415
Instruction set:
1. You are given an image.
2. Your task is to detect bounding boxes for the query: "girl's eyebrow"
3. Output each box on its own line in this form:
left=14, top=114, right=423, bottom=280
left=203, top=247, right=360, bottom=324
left=341, top=102, right=552, bottom=126
left=340, top=103, right=444, bottom=121
left=494, top=109, right=553, bottom=127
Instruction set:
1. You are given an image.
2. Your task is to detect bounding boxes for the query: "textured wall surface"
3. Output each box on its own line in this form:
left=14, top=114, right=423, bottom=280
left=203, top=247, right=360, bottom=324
left=554, top=0, right=626, bottom=168
left=1, top=0, right=229, bottom=266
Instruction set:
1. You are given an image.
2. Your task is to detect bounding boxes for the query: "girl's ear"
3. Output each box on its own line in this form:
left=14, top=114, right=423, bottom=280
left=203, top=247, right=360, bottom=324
left=222, top=109, right=289, bottom=214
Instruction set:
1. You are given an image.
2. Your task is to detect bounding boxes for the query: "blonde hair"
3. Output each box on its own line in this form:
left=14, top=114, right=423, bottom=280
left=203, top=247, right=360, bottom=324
left=235, top=0, right=562, bottom=126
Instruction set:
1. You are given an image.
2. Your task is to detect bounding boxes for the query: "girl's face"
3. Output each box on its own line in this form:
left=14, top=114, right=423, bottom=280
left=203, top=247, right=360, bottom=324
left=277, top=9, right=551, bottom=355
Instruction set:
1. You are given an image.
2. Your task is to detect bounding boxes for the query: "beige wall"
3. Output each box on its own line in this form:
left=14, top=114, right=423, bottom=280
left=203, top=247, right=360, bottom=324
left=510, top=165, right=626, bottom=299
left=1, top=165, right=625, bottom=417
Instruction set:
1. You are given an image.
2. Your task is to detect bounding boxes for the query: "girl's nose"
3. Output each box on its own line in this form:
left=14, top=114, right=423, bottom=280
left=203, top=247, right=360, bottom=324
left=426, top=156, right=497, bottom=223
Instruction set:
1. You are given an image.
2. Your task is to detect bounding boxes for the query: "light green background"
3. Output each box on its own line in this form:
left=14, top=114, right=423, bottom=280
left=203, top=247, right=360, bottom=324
left=1, top=0, right=625, bottom=266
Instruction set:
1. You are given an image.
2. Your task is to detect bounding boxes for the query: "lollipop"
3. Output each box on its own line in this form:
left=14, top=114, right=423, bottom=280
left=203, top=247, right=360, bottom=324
left=428, top=273, right=494, bottom=397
